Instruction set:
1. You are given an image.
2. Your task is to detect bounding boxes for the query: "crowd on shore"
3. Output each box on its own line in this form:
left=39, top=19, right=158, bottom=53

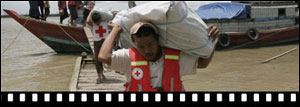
left=29, top=1, right=95, bottom=25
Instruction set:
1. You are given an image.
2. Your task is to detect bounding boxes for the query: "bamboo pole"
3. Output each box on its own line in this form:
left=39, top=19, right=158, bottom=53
left=262, top=47, right=298, bottom=63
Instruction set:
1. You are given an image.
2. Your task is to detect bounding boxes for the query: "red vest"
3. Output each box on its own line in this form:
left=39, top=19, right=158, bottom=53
left=124, top=48, right=184, bottom=92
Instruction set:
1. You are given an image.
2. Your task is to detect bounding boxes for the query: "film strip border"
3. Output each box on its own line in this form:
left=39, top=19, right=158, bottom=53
left=1, top=92, right=299, bottom=106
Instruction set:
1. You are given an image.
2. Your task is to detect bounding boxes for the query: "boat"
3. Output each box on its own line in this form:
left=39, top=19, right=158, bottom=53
left=196, top=1, right=299, bottom=50
left=3, top=9, right=93, bottom=53
left=4, top=1, right=299, bottom=53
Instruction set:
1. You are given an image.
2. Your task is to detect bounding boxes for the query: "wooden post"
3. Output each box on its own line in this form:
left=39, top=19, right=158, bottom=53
left=84, top=27, right=95, bottom=55
left=262, top=47, right=298, bottom=63
left=69, top=56, right=83, bottom=91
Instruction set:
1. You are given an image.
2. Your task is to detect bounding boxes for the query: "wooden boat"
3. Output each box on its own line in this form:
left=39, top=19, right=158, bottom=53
left=5, top=1, right=299, bottom=53
left=3, top=9, right=93, bottom=53
left=197, top=1, right=299, bottom=50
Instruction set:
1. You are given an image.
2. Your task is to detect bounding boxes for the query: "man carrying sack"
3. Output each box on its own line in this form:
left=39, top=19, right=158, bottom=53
left=98, top=21, right=219, bottom=92
left=86, top=10, right=113, bottom=84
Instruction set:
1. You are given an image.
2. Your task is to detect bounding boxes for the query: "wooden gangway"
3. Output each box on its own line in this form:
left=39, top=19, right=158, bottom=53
left=69, top=54, right=126, bottom=92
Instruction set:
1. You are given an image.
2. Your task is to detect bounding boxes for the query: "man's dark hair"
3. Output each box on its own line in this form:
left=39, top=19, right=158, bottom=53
left=92, top=12, right=101, bottom=23
left=131, top=26, right=159, bottom=42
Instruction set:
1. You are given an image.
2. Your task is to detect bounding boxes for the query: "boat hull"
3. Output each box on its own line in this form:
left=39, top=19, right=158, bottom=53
left=4, top=9, right=299, bottom=52
left=223, top=26, right=299, bottom=49
left=4, top=9, right=92, bottom=53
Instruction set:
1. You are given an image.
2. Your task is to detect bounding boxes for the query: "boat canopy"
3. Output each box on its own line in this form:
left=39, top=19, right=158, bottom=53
left=195, top=2, right=251, bottom=20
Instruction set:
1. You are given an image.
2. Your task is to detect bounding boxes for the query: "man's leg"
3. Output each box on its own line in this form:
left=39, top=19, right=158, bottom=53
left=83, top=9, right=90, bottom=22
left=44, top=8, right=49, bottom=20
left=94, top=40, right=105, bottom=84
left=69, top=6, right=76, bottom=26
left=98, top=39, right=106, bottom=79
left=60, top=8, right=69, bottom=24
left=60, top=16, right=63, bottom=24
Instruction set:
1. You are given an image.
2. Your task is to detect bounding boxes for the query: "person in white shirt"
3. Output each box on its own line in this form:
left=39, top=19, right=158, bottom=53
left=86, top=10, right=111, bottom=84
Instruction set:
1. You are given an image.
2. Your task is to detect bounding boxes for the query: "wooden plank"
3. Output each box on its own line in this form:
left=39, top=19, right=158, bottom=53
left=79, top=74, right=97, bottom=77
left=69, top=56, right=82, bottom=91
left=78, top=77, right=125, bottom=83
left=83, top=57, right=94, bottom=61
left=70, top=55, right=127, bottom=92
left=77, top=87, right=124, bottom=91
left=81, top=70, right=97, bottom=72
left=77, top=83, right=125, bottom=90
left=78, top=77, right=97, bottom=80
left=84, top=27, right=95, bottom=54
left=76, top=89, right=122, bottom=92
left=78, top=83, right=98, bottom=87
left=80, top=72, right=97, bottom=75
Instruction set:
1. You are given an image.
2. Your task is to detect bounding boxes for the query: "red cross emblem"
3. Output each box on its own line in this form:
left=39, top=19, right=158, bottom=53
left=95, top=26, right=107, bottom=38
left=132, top=68, right=143, bottom=80
left=135, top=71, right=141, bottom=77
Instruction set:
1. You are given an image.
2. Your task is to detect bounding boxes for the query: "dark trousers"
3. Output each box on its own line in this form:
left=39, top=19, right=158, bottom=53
left=60, top=8, right=68, bottom=24
left=38, top=1, right=44, bottom=18
left=94, top=39, right=105, bottom=74
left=45, top=8, right=50, bottom=16
left=83, top=8, right=91, bottom=22
left=68, top=5, right=78, bottom=20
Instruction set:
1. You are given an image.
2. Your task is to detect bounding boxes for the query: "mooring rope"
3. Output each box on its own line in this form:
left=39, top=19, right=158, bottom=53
left=1, top=18, right=29, bottom=56
left=57, top=24, right=92, bottom=53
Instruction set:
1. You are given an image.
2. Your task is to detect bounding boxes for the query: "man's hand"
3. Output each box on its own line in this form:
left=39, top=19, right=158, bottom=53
left=207, top=24, right=219, bottom=42
left=108, top=21, right=123, bottom=32
left=197, top=24, right=219, bottom=68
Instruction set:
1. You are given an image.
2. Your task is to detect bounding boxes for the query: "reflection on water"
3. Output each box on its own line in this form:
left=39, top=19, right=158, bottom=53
left=1, top=17, right=79, bottom=91
left=26, top=51, right=57, bottom=57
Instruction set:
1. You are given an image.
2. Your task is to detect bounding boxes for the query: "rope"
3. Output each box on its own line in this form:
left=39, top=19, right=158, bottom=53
left=262, top=47, right=298, bottom=63
left=57, top=24, right=92, bottom=53
left=1, top=18, right=29, bottom=56
left=223, top=28, right=285, bottom=51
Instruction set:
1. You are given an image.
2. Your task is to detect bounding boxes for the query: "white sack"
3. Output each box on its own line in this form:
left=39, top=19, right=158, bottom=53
left=92, top=8, right=113, bottom=22
left=112, top=1, right=217, bottom=58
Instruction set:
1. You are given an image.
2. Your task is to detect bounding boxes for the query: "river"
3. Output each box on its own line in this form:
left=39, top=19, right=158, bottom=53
left=1, top=17, right=79, bottom=91
left=1, top=16, right=299, bottom=91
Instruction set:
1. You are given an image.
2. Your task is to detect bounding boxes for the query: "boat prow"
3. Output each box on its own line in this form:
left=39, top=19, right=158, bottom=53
left=3, top=9, right=92, bottom=53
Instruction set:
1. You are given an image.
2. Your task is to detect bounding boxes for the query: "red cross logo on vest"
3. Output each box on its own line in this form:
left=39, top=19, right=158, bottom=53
left=95, top=26, right=107, bottom=38
left=132, top=68, right=143, bottom=80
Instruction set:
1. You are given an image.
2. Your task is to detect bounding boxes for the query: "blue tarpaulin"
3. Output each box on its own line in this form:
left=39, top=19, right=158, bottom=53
left=195, top=2, right=251, bottom=20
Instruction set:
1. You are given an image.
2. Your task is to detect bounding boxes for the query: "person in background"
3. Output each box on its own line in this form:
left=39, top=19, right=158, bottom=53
left=43, top=1, right=50, bottom=21
left=128, top=1, right=136, bottom=8
left=86, top=10, right=114, bottom=84
left=38, top=1, right=44, bottom=20
left=76, top=1, right=86, bottom=25
left=29, top=1, right=40, bottom=20
left=77, top=1, right=84, bottom=9
left=58, top=1, right=69, bottom=24
left=68, top=1, right=78, bottom=26
left=83, top=1, right=95, bottom=22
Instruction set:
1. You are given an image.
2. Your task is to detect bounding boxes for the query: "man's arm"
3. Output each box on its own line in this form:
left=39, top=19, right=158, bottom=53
left=98, top=22, right=123, bottom=65
left=86, top=10, right=93, bottom=26
left=197, top=46, right=216, bottom=68
left=197, top=25, right=219, bottom=68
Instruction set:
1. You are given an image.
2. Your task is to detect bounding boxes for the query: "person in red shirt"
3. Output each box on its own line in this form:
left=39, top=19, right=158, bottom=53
left=68, top=1, right=78, bottom=26
left=58, top=1, right=69, bottom=24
